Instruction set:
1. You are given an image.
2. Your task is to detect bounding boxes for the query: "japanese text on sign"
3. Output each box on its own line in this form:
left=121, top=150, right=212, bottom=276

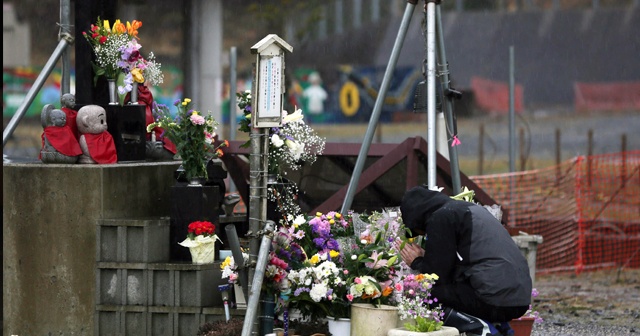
left=258, top=56, right=282, bottom=118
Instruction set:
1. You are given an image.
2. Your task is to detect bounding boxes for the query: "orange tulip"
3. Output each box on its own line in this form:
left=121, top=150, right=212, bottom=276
left=127, top=20, right=142, bottom=38
left=112, top=20, right=126, bottom=34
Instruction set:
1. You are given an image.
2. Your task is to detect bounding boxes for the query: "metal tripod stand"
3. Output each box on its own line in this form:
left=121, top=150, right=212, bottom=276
left=341, top=0, right=462, bottom=213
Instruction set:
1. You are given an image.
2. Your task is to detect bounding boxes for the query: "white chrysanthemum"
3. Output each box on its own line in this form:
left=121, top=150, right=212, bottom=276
left=271, top=134, right=284, bottom=148
left=310, top=283, right=328, bottom=302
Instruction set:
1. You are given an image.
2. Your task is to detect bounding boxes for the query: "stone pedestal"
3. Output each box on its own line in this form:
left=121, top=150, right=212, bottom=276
left=105, top=104, right=147, bottom=162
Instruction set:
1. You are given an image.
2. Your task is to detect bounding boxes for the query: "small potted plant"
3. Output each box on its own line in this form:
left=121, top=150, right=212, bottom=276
left=178, top=220, right=222, bottom=264
left=509, top=288, right=543, bottom=336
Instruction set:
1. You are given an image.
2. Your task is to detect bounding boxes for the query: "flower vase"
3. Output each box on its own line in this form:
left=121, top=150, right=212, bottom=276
left=350, top=303, right=399, bottom=336
left=260, top=295, right=276, bottom=335
left=509, top=317, right=535, bottom=336
left=188, top=177, right=206, bottom=187
left=187, top=240, right=216, bottom=264
left=107, top=79, right=119, bottom=105
left=326, top=317, right=351, bottom=336
left=130, top=82, right=139, bottom=104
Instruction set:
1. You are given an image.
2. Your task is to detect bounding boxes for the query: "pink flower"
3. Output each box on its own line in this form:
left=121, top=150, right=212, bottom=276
left=190, top=113, right=205, bottom=125
left=355, top=277, right=362, bottom=284
left=451, top=135, right=461, bottom=147
left=346, top=294, right=354, bottom=302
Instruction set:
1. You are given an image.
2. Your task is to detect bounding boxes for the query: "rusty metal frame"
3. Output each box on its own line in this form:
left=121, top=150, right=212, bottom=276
left=220, top=137, right=509, bottom=224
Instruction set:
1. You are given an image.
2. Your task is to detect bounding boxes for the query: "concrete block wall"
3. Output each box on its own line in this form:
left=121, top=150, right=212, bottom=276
left=3, top=161, right=180, bottom=335
left=94, top=211, right=232, bottom=335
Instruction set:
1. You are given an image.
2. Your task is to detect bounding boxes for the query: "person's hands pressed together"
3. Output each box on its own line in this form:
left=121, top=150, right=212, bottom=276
left=395, top=240, right=425, bottom=266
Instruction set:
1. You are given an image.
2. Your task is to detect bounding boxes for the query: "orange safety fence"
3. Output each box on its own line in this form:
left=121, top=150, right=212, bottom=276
left=574, top=81, right=640, bottom=112
left=470, top=151, right=640, bottom=274
left=470, top=76, right=524, bottom=115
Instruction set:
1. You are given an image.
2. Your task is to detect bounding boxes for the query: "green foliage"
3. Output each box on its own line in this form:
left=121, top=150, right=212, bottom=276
left=147, top=98, right=227, bottom=180
left=405, top=316, right=444, bottom=333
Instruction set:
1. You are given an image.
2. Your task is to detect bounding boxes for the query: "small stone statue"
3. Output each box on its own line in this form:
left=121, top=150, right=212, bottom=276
left=77, top=105, right=117, bottom=164
left=60, top=93, right=79, bottom=140
left=39, top=104, right=82, bottom=164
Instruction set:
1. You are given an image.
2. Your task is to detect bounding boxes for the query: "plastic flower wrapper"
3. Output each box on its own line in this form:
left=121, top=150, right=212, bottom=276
left=178, top=221, right=222, bottom=264
left=341, top=221, right=401, bottom=307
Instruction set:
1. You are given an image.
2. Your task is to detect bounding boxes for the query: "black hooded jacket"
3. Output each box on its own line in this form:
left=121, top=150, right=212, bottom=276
left=400, top=186, right=532, bottom=307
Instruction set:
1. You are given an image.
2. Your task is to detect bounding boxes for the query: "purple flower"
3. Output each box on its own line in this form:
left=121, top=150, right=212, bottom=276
left=325, top=238, right=340, bottom=251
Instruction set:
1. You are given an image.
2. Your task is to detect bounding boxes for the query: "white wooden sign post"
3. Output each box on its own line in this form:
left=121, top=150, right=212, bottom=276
left=242, top=34, right=292, bottom=336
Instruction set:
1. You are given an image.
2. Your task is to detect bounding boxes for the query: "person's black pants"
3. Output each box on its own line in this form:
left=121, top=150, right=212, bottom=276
left=432, top=282, right=529, bottom=322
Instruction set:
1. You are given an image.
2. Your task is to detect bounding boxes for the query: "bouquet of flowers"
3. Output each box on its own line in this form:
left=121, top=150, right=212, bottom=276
left=276, top=212, right=348, bottom=319
left=290, top=212, right=342, bottom=259
left=116, top=39, right=164, bottom=95
left=82, top=17, right=141, bottom=83
left=287, top=259, right=349, bottom=320
left=146, top=98, right=228, bottom=181
left=178, top=221, right=222, bottom=264
left=395, top=273, right=445, bottom=332
left=220, top=250, right=249, bottom=284
left=266, top=227, right=308, bottom=302
left=340, top=210, right=408, bottom=308
left=236, top=90, right=325, bottom=218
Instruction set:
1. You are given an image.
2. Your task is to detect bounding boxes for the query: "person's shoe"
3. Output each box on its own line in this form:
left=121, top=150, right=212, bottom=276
left=494, top=321, right=515, bottom=336
left=442, top=307, right=493, bottom=336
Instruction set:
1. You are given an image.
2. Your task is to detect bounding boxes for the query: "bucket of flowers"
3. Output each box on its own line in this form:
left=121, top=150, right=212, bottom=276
left=178, top=220, right=222, bottom=264
left=278, top=212, right=350, bottom=335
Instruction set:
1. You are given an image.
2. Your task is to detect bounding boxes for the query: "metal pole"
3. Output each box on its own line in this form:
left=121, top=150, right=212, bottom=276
left=225, top=224, right=248, bottom=298
left=228, top=47, right=238, bottom=193
left=508, top=46, right=516, bottom=226
left=340, top=0, right=417, bottom=214
left=3, top=37, right=72, bottom=148
left=241, top=221, right=275, bottom=336
left=229, top=47, right=238, bottom=141
left=509, top=46, right=516, bottom=173
left=426, top=1, right=437, bottom=189
left=60, top=0, right=72, bottom=95
left=435, top=4, right=461, bottom=193
left=247, top=124, right=267, bottom=335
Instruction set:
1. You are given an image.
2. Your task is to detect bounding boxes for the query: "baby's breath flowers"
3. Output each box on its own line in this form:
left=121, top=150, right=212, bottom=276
left=236, top=91, right=325, bottom=218
left=83, top=17, right=141, bottom=83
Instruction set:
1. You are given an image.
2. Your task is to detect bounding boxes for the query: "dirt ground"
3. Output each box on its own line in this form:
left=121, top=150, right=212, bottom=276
left=531, top=268, right=640, bottom=335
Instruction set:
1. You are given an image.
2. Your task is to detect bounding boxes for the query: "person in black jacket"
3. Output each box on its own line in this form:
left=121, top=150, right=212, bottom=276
left=397, top=186, right=532, bottom=335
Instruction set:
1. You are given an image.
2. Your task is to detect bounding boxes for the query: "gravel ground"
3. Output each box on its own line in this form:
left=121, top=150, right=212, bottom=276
left=529, top=268, right=640, bottom=336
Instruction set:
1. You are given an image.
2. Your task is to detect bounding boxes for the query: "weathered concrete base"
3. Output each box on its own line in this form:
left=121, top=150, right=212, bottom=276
left=3, top=161, right=180, bottom=335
